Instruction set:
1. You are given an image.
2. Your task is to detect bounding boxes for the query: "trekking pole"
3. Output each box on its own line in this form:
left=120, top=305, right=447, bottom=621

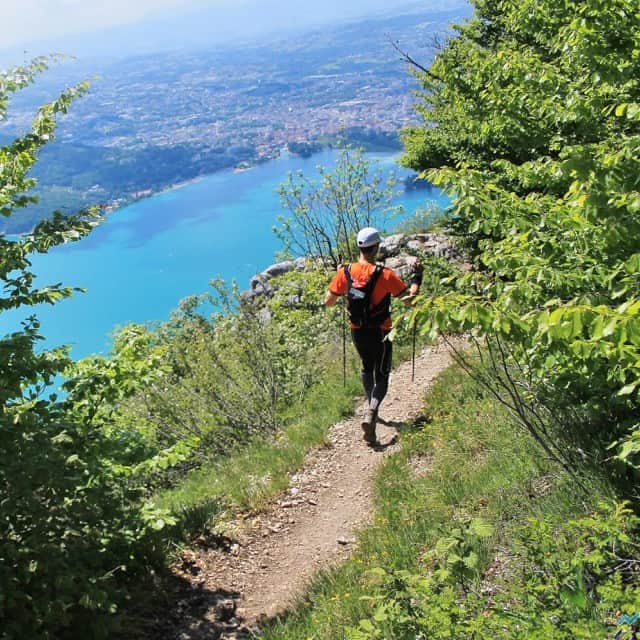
left=411, top=319, right=417, bottom=383
left=338, top=254, right=346, bottom=388
left=342, top=296, right=347, bottom=387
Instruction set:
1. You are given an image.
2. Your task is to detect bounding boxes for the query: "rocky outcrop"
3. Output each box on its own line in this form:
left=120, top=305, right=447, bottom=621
left=247, top=258, right=305, bottom=299
left=245, top=233, right=460, bottom=300
left=378, top=232, right=459, bottom=261
left=378, top=232, right=460, bottom=279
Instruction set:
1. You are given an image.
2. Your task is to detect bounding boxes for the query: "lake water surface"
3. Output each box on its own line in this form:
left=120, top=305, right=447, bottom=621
left=18, top=149, right=448, bottom=358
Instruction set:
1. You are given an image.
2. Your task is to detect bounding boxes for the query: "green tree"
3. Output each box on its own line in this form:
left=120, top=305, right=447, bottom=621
left=403, top=1, right=640, bottom=480
left=0, top=60, right=168, bottom=639
left=275, top=146, right=399, bottom=268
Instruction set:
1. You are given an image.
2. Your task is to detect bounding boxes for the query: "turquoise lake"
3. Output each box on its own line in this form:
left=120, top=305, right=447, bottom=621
left=16, top=149, right=448, bottom=359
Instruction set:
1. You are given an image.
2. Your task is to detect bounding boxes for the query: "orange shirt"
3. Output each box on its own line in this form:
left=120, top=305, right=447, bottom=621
left=329, top=262, right=407, bottom=330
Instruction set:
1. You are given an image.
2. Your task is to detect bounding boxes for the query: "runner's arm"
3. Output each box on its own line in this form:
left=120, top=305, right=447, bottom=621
left=325, top=290, right=341, bottom=307
left=405, top=260, right=423, bottom=304
left=391, top=260, right=423, bottom=306
left=325, top=267, right=346, bottom=307
left=397, top=284, right=419, bottom=307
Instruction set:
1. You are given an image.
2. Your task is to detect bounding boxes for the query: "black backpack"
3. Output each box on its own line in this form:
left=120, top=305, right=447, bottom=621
left=344, top=264, right=391, bottom=328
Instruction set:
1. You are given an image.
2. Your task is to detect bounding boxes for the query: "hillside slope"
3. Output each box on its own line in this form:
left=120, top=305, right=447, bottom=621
left=140, top=341, right=460, bottom=639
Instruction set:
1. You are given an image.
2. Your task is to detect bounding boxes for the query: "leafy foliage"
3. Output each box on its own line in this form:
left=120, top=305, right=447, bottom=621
left=65, top=269, right=342, bottom=486
left=0, top=60, right=171, bottom=639
left=275, top=146, right=400, bottom=268
left=403, top=0, right=640, bottom=479
left=348, top=502, right=640, bottom=639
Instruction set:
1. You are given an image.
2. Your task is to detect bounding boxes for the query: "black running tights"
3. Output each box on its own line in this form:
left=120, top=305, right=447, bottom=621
left=351, top=328, right=392, bottom=411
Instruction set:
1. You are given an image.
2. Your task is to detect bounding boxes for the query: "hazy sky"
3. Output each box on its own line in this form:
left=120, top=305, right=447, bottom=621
left=2, top=0, right=439, bottom=61
left=3, top=0, right=233, bottom=49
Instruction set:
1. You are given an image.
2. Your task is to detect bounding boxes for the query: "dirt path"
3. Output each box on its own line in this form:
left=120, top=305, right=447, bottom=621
left=156, top=341, right=456, bottom=639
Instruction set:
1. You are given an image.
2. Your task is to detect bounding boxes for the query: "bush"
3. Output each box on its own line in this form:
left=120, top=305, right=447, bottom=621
left=348, top=502, right=640, bottom=640
left=405, top=0, right=640, bottom=487
left=275, top=146, right=401, bottom=268
left=1, top=394, right=170, bottom=639
left=0, top=60, right=171, bottom=639
left=66, top=270, right=343, bottom=484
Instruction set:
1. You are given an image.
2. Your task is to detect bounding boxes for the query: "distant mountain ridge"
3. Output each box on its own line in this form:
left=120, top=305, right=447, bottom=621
left=0, top=0, right=469, bottom=64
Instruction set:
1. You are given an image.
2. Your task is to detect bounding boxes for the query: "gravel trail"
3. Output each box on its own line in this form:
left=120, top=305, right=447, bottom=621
left=155, top=341, right=458, bottom=639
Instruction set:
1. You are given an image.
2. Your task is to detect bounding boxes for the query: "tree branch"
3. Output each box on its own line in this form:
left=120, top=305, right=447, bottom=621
left=388, top=37, right=442, bottom=82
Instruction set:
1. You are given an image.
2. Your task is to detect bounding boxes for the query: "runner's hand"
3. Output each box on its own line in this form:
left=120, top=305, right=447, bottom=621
left=408, top=258, right=423, bottom=286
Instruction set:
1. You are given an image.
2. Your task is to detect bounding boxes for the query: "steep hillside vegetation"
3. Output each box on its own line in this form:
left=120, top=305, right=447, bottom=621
left=2, top=0, right=640, bottom=637
left=260, top=364, right=639, bottom=640
left=404, top=0, right=640, bottom=491
left=257, top=1, right=640, bottom=638
left=0, top=64, right=448, bottom=637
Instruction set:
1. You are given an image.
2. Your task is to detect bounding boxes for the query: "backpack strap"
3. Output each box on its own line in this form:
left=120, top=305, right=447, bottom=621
left=344, top=264, right=383, bottom=294
left=344, top=264, right=388, bottom=328
left=367, top=265, right=391, bottom=327
left=366, top=264, right=384, bottom=293
left=343, top=264, right=353, bottom=289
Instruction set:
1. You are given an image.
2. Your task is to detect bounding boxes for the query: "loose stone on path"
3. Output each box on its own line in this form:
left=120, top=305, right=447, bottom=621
left=158, top=340, right=461, bottom=639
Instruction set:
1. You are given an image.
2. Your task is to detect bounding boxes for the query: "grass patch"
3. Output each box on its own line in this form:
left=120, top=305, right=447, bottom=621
left=258, top=362, right=618, bottom=640
left=156, top=356, right=362, bottom=535
left=155, top=317, right=434, bottom=539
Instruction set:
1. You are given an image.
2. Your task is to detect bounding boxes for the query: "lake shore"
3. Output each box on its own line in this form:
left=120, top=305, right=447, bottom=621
left=15, top=148, right=445, bottom=360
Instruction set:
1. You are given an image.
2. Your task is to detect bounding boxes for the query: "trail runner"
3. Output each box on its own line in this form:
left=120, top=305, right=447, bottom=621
left=325, top=227, right=422, bottom=445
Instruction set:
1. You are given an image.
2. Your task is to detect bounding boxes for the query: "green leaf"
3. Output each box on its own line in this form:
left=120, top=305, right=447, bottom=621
left=571, top=310, right=583, bottom=337
left=590, top=315, right=604, bottom=340
left=615, top=103, right=628, bottom=117
left=463, top=552, right=479, bottom=570
left=359, top=619, right=375, bottom=632
left=373, top=606, right=388, bottom=623
left=603, top=319, right=617, bottom=337
left=469, top=518, right=494, bottom=539
left=626, top=103, right=640, bottom=120
left=618, top=440, right=640, bottom=461
left=548, top=308, right=564, bottom=326
left=618, top=382, right=638, bottom=396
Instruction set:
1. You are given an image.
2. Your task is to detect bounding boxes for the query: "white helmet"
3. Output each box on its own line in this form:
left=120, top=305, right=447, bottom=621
left=357, top=227, right=382, bottom=248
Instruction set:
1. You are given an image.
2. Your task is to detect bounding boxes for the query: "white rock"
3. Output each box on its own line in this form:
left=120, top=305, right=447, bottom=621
left=261, top=260, right=294, bottom=279
left=379, top=233, right=406, bottom=258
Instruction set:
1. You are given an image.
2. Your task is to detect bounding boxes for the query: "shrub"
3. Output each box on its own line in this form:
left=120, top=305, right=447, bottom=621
left=348, top=503, right=640, bottom=639
left=0, top=59, right=171, bottom=639
left=404, top=0, right=640, bottom=486
left=275, top=146, right=401, bottom=268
